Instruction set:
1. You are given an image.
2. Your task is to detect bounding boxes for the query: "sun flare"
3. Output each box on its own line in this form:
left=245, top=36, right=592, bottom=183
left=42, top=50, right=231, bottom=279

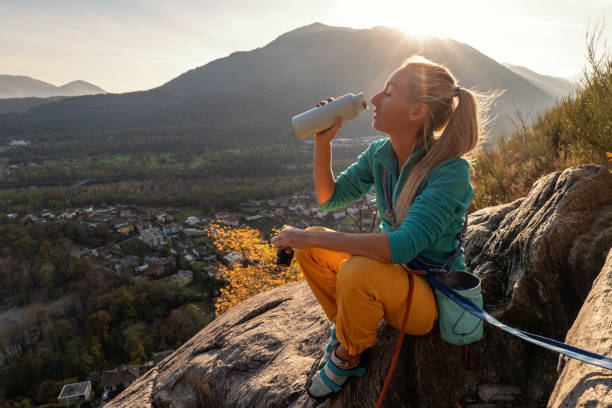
left=330, top=0, right=488, bottom=42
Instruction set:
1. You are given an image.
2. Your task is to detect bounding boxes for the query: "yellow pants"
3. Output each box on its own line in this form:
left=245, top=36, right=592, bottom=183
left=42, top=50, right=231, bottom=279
left=295, top=226, right=438, bottom=356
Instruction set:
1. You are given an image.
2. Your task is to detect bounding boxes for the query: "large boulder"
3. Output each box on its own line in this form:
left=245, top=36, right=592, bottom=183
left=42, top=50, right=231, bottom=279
left=107, top=165, right=611, bottom=408
left=547, top=248, right=612, bottom=408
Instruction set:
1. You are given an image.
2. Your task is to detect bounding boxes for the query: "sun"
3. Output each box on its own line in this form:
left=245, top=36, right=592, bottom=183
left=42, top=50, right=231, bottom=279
left=327, top=0, right=480, bottom=41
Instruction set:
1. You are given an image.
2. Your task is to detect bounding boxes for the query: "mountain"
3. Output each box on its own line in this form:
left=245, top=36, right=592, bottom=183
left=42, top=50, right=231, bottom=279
left=0, top=96, right=67, bottom=114
left=0, top=75, right=105, bottom=98
left=0, top=23, right=561, bottom=145
left=502, top=63, right=578, bottom=100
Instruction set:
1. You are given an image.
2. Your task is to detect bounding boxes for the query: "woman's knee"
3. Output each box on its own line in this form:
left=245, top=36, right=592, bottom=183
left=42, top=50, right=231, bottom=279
left=337, top=256, right=380, bottom=287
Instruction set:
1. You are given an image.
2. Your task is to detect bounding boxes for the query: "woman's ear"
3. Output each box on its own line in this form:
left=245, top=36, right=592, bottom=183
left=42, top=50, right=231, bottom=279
left=409, top=103, right=429, bottom=121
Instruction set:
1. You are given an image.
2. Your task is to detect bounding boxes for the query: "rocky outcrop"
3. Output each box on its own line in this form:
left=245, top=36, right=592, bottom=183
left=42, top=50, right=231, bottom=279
left=107, top=165, right=612, bottom=408
left=547, top=248, right=612, bottom=407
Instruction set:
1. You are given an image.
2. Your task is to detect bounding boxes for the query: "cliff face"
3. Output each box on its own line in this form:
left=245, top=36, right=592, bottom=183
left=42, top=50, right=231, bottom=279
left=106, top=165, right=612, bottom=408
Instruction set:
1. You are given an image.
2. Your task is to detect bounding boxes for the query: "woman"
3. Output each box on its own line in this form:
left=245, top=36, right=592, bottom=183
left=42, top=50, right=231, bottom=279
left=271, top=55, right=485, bottom=400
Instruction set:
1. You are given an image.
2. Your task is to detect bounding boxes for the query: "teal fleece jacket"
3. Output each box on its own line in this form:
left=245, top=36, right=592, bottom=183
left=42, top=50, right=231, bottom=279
left=319, top=138, right=473, bottom=270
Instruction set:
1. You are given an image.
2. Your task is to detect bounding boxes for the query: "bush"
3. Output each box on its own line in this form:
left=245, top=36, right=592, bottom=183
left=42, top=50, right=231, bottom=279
left=470, top=26, right=611, bottom=211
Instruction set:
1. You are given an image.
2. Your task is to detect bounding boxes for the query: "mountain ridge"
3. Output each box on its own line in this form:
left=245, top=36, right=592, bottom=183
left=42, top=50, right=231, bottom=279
left=502, top=63, right=578, bottom=100
left=0, top=74, right=106, bottom=99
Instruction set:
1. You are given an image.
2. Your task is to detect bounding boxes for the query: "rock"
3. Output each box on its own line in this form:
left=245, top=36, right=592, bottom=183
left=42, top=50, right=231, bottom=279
left=107, top=165, right=612, bottom=408
left=477, top=384, right=522, bottom=402
left=546, top=248, right=612, bottom=408
left=105, top=282, right=329, bottom=408
left=463, top=164, right=612, bottom=401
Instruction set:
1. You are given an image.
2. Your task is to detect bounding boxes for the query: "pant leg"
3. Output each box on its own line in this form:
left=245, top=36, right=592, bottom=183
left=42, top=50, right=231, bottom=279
left=335, top=256, right=438, bottom=356
left=294, top=226, right=351, bottom=321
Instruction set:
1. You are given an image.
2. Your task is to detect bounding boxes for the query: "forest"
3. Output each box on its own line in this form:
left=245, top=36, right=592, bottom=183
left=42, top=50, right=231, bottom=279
left=0, top=219, right=221, bottom=407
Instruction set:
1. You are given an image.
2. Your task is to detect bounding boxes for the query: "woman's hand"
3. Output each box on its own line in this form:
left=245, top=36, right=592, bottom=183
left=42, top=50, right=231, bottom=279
left=314, top=97, right=343, bottom=145
left=271, top=225, right=312, bottom=249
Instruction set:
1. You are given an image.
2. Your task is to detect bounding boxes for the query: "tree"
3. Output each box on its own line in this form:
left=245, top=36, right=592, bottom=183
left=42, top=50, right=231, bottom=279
left=207, top=222, right=302, bottom=315
left=36, top=379, right=57, bottom=405
left=84, top=311, right=111, bottom=345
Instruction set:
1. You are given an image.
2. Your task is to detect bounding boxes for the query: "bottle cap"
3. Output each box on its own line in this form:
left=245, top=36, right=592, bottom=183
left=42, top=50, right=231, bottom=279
left=356, top=92, right=368, bottom=109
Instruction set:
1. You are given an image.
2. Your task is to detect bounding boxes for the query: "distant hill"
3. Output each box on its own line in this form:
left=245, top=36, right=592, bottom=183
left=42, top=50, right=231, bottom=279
left=0, top=23, right=562, bottom=145
left=0, top=75, right=105, bottom=99
left=0, top=96, right=67, bottom=114
left=502, top=64, right=578, bottom=101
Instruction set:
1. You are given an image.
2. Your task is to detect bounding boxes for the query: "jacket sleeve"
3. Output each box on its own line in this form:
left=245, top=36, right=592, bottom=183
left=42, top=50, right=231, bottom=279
left=386, top=158, right=473, bottom=264
left=318, top=144, right=375, bottom=212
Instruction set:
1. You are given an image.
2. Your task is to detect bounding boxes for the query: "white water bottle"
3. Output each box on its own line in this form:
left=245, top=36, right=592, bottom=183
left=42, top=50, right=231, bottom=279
left=291, top=92, right=368, bottom=139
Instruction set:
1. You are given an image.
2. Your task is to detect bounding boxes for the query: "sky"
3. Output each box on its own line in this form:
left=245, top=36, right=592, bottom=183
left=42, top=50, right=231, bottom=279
left=2, top=0, right=611, bottom=93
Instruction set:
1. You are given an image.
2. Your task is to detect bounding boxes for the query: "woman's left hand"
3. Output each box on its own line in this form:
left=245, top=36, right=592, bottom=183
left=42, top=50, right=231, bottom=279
left=271, top=225, right=311, bottom=249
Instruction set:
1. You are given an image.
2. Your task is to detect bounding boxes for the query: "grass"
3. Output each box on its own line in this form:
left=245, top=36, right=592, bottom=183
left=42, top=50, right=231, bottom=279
left=174, top=207, right=206, bottom=222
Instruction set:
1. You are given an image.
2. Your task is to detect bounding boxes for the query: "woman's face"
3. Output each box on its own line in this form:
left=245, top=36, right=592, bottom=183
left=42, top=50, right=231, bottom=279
left=370, top=68, right=427, bottom=136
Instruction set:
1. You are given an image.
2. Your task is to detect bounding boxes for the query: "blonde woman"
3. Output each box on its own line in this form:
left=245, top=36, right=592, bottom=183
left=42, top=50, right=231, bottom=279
left=271, top=56, right=485, bottom=400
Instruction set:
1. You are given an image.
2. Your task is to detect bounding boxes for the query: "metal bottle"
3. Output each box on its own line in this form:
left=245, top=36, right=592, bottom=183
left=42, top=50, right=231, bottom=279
left=291, top=92, right=368, bottom=139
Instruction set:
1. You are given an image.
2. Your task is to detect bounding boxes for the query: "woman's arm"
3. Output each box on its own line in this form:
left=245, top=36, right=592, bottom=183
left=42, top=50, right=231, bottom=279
left=271, top=227, right=392, bottom=263
left=314, top=137, right=336, bottom=205
left=314, top=112, right=342, bottom=205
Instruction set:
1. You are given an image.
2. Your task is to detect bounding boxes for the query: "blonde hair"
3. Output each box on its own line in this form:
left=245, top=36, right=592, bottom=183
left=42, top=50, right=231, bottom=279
left=394, top=55, right=495, bottom=223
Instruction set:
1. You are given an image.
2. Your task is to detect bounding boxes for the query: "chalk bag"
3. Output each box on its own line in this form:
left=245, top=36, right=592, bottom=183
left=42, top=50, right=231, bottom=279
left=434, top=270, right=483, bottom=345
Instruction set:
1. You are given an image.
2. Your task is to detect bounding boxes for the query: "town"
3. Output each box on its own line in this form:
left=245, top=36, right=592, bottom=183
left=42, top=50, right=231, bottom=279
left=5, top=188, right=379, bottom=285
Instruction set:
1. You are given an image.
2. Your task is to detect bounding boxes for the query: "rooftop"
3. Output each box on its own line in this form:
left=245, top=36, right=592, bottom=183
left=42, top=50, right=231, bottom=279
left=58, top=381, right=91, bottom=398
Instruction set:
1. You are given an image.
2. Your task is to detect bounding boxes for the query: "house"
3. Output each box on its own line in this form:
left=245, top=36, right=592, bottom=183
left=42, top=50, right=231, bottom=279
left=215, top=211, right=231, bottom=220
left=162, top=223, right=182, bottom=236
left=168, top=270, right=193, bottom=286
left=182, top=228, right=206, bottom=237
left=59, top=211, right=76, bottom=220
left=100, top=365, right=140, bottom=393
left=185, top=216, right=200, bottom=225
left=135, top=264, right=149, bottom=273
left=246, top=215, right=263, bottom=221
left=224, top=251, right=242, bottom=264
left=139, top=228, right=165, bottom=247
left=157, top=213, right=173, bottom=223
left=58, top=380, right=91, bottom=405
left=148, top=257, right=176, bottom=277
left=113, top=222, right=134, bottom=234
left=135, top=221, right=152, bottom=231
left=221, top=216, right=239, bottom=226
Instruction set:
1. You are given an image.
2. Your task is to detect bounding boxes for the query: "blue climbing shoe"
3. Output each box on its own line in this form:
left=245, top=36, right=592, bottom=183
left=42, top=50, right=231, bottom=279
left=318, top=324, right=340, bottom=369
left=307, top=348, right=365, bottom=402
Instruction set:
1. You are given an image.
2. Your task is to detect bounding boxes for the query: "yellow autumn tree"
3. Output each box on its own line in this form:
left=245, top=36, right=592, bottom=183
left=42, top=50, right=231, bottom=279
left=207, top=222, right=302, bottom=315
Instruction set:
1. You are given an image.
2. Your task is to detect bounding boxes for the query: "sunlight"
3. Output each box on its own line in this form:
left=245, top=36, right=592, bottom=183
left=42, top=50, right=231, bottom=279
left=328, top=0, right=490, bottom=42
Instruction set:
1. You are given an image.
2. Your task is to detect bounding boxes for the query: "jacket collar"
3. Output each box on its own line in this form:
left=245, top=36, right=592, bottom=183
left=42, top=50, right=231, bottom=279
left=373, top=137, right=431, bottom=175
